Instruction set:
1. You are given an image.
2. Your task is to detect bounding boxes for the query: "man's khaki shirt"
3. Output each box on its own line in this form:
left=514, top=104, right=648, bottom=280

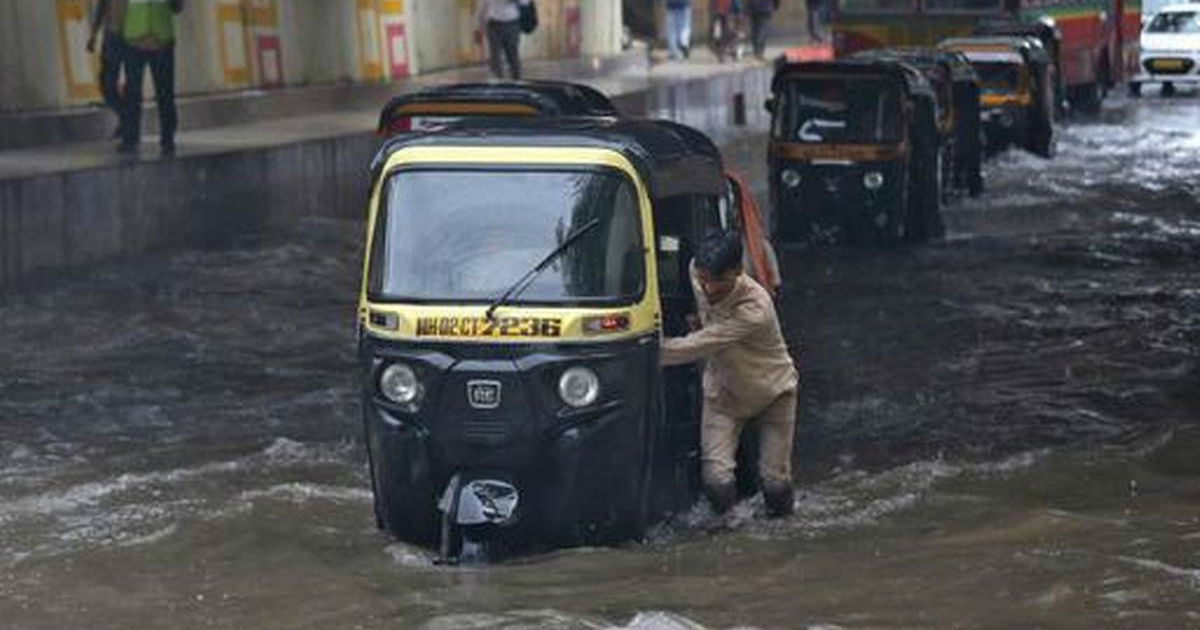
left=660, top=266, right=798, bottom=418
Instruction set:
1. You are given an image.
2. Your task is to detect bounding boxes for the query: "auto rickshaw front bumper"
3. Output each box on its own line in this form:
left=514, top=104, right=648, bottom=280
left=363, top=337, right=654, bottom=547
left=772, top=159, right=907, bottom=244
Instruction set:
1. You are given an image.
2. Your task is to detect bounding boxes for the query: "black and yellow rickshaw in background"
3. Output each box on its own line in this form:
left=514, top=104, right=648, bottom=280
left=359, top=117, right=735, bottom=560
left=766, top=59, right=945, bottom=245
left=376, top=80, right=621, bottom=135
left=851, top=47, right=985, bottom=199
left=939, top=36, right=1056, bottom=158
left=974, top=21, right=1066, bottom=116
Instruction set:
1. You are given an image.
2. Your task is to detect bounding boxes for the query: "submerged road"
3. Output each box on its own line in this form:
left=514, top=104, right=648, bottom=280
left=1, top=93, right=1199, bottom=629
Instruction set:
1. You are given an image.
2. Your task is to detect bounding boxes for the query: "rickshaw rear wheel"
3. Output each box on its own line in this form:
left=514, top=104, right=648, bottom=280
left=1128, top=82, right=1142, bottom=97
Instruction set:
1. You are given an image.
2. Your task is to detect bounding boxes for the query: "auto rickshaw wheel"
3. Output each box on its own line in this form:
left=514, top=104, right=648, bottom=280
left=1162, top=82, right=1176, bottom=96
left=905, top=145, right=942, bottom=243
left=1128, top=82, right=1142, bottom=97
left=1070, top=78, right=1103, bottom=115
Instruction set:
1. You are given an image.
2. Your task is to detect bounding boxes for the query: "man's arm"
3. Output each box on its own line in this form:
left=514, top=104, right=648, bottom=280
left=660, top=300, right=766, bottom=366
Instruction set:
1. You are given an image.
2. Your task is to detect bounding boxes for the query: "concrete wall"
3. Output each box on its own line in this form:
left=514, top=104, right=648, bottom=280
left=0, top=63, right=774, bottom=295
left=0, top=0, right=623, bottom=113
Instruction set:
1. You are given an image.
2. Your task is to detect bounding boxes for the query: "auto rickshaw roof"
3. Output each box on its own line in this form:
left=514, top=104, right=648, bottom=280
left=370, top=117, right=726, bottom=200
left=771, top=59, right=938, bottom=102
left=377, top=80, right=621, bottom=131
left=851, top=48, right=980, bottom=85
left=939, top=36, right=1050, bottom=65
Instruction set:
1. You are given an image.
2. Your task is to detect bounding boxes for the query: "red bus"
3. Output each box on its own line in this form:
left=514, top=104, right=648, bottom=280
left=830, top=0, right=1141, bottom=110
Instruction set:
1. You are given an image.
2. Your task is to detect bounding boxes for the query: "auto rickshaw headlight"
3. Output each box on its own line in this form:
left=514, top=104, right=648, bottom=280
left=558, top=366, right=600, bottom=408
left=380, top=363, right=422, bottom=407
left=863, top=171, right=885, bottom=190
left=780, top=168, right=802, bottom=189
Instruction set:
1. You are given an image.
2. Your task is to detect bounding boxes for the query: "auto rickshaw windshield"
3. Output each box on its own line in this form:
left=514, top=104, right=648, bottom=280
left=973, top=61, right=1023, bottom=94
left=782, top=77, right=903, bottom=144
left=370, top=167, right=645, bottom=304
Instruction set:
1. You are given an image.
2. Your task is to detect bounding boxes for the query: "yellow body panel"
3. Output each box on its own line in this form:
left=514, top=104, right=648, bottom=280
left=981, top=92, right=1033, bottom=108
left=358, top=146, right=662, bottom=344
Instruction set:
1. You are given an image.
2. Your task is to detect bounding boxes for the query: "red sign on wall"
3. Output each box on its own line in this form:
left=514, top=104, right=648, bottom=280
left=256, top=34, right=283, bottom=87
left=386, top=23, right=410, bottom=79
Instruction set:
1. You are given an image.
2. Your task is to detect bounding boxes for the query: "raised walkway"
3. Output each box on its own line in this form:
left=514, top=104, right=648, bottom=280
left=0, top=39, right=819, bottom=294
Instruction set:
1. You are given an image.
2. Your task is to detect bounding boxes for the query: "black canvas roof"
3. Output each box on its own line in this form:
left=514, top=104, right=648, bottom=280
left=378, top=80, right=620, bottom=131
left=771, top=59, right=938, bottom=102
left=852, top=47, right=980, bottom=84
left=370, top=117, right=726, bottom=200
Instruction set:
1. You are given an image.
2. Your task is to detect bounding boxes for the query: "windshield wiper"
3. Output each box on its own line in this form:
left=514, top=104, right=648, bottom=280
left=485, top=218, right=602, bottom=321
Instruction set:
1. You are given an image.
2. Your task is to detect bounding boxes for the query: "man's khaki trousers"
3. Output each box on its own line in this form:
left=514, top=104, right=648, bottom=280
left=701, top=389, right=797, bottom=490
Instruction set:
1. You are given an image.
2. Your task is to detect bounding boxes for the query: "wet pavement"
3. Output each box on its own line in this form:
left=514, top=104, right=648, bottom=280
left=2, top=91, right=1199, bottom=629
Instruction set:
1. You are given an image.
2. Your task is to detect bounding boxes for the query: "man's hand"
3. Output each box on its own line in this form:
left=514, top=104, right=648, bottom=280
left=86, top=33, right=97, bottom=53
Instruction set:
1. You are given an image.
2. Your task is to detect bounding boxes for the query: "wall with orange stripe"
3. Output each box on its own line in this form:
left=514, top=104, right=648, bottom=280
left=0, top=0, right=623, bottom=113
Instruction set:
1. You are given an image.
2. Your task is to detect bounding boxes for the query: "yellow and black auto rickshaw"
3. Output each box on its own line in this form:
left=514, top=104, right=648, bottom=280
left=358, top=117, right=733, bottom=561
left=376, top=80, right=620, bottom=135
left=852, top=47, right=985, bottom=199
left=939, top=36, right=1056, bottom=158
left=375, top=81, right=784, bottom=299
left=767, top=59, right=944, bottom=245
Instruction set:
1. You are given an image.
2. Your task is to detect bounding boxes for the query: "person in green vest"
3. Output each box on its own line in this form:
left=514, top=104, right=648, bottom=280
left=119, top=0, right=184, bottom=155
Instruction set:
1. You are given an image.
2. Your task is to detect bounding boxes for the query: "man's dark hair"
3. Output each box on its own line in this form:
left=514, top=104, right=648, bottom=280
left=695, top=229, right=743, bottom=275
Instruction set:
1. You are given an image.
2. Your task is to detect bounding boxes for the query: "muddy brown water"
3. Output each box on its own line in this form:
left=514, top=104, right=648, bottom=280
left=1, top=94, right=1198, bottom=629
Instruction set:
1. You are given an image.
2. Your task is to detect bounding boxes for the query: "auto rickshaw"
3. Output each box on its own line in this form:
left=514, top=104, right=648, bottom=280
left=939, top=36, right=1056, bottom=158
left=766, top=59, right=944, bottom=245
left=376, top=80, right=621, bottom=135
left=852, top=48, right=985, bottom=199
left=358, top=117, right=734, bottom=561
left=376, top=81, right=784, bottom=299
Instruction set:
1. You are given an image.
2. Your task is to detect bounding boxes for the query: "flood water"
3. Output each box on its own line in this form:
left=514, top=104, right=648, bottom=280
left=2, top=92, right=1199, bottom=629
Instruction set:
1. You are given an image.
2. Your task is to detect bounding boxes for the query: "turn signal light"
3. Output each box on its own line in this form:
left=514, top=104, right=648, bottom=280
left=582, top=313, right=631, bottom=335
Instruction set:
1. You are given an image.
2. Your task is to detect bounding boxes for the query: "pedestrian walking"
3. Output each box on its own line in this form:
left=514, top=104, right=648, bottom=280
left=664, top=0, right=693, bottom=60
left=118, top=0, right=183, bottom=155
left=86, top=0, right=127, bottom=139
left=746, top=0, right=779, bottom=59
left=709, top=0, right=742, bottom=62
left=660, top=230, right=800, bottom=518
left=475, top=0, right=532, bottom=80
left=806, top=0, right=825, bottom=42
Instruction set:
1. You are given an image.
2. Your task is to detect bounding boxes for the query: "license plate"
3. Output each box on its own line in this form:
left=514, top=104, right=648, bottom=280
left=1151, top=59, right=1186, bottom=71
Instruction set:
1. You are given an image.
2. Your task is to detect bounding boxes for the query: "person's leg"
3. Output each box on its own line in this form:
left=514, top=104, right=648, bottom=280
left=99, top=33, right=124, bottom=135
left=665, top=8, right=682, bottom=59
left=751, top=13, right=769, bottom=58
left=148, top=46, right=177, bottom=152
left=120, top=47, right=148, bottom=149
left=501, top=20, right=521, bottom=79
left=701, top=403, right=745, bottom=514
left=756, top=389, right=797, bottom=517
left=680, top=5, right=693, bottom=57
left=485, top=20, right=506, bottom=78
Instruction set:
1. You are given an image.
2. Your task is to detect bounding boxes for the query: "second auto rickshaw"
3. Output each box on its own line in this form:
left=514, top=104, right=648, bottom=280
left=939, top=36, right=1057, bottom=158
left=359, top=117, right=737, bottom=560
left=767, top=58, right=944, bottom=245
left=376, top=80, right=621, bottom=135
left=852, top=47, right=985, bottom=199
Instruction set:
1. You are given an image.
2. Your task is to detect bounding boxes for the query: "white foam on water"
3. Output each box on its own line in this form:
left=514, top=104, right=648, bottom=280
left=238, top=482, right=372, bottom=504
left=384, top=543, right=437, bottom=568
left=1114, top=555, right=1200, bottom=588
